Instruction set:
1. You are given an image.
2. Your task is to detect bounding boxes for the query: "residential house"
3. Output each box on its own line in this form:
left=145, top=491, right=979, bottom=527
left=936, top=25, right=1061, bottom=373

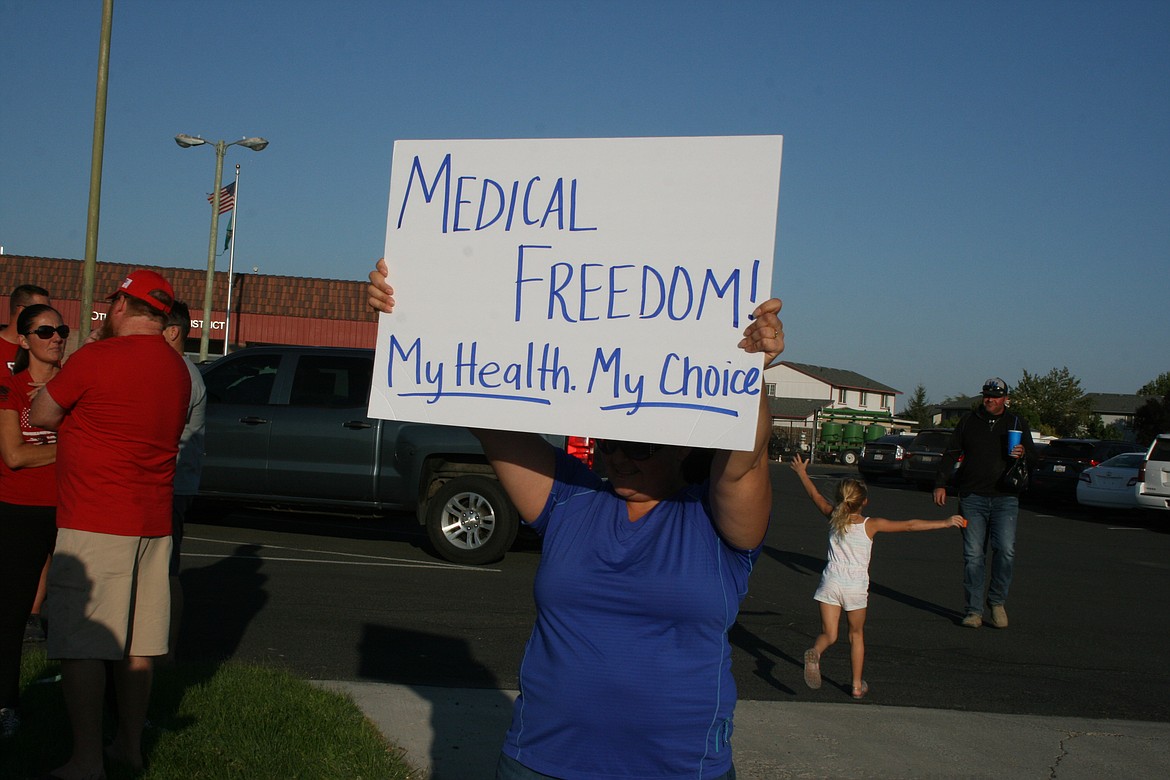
left=762, top=361, right=904, bottom=450
left=1085, top=393, right=1150, bottom=433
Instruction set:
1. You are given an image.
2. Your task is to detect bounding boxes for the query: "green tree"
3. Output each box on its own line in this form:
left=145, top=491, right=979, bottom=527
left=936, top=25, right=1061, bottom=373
left=1134, top=393, right=1170, bottom=446
left=1138, top=372, right=1170, bottom=397
left=1083, top=415, right=1129, bottom=440
left=901, top=384, right=932, bottom=428
left=1009, top=367, right=1094, bottom=437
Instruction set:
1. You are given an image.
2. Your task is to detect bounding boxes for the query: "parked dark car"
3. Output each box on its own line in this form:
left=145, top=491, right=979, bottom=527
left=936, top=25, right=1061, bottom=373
left=197, top=345, right=572, bottom=564
left=858, top=434, right=915, bottom=481
left=900, top=428, right=955, bottom=489
left=768, top=433, right=801, bottom=462
left=1029, top=438, right=1144, bottom=502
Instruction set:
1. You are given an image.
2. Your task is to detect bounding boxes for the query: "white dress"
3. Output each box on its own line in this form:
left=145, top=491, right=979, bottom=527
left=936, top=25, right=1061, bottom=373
left=813, top=518, right=873, bottom=610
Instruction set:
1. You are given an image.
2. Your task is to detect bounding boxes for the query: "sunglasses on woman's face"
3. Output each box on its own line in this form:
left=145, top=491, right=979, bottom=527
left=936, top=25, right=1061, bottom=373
left=596, top=439, right=664, bottom=461
left=27, top=324, right=70, bottom=340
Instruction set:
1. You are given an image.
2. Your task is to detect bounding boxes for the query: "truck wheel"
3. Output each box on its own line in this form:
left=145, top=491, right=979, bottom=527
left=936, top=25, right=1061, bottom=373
left=425, top=476, right=518, bottom=565
left=841, top=450, right=859, bottom=466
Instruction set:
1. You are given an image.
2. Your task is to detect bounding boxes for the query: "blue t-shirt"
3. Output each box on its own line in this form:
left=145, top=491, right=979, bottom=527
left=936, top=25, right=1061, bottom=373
left=502, top=450, right=763, bottom=779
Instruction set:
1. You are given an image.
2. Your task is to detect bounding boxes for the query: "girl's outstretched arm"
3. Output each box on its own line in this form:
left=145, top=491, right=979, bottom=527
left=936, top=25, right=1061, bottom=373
left=866, top=515, right=966, bottom=535
left=789, top=453, right=834, bottom=517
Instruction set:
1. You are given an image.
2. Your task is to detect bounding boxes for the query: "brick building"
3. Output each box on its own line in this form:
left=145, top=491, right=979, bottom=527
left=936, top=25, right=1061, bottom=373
left=0, top=255, right=375, bottom=357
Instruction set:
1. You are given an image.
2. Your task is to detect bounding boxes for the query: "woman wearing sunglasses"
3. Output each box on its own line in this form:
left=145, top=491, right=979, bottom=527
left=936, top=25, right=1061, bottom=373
left=0, top=304, right=67, bottom=737
left=369, top=259, right=781, bottom=779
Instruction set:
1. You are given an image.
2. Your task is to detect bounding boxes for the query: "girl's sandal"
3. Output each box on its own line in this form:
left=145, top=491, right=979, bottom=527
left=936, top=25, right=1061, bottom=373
left=851, top=681, right=869, bottom=700
left=803, top=648, right=821, bottom=689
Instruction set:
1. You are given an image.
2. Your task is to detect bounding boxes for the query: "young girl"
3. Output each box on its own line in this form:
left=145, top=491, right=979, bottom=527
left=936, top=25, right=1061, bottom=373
left=790, top=453, right=965, bottom=700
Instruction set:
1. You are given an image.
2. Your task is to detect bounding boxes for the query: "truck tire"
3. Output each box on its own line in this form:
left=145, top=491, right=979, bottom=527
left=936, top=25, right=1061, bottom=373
left=841, top=450, right=859, bottom=466
left=425, top=475, right=519, bottom=565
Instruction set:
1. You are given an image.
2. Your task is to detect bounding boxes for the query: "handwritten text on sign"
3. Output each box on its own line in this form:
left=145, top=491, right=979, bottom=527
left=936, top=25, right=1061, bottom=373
left=369, top=136, right=783, bottom=449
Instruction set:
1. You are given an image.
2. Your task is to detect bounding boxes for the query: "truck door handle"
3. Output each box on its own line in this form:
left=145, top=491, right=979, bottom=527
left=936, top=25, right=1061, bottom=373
left=238, top=416, right=271, bottom=426
left=343, top=420, right=373, bottom=430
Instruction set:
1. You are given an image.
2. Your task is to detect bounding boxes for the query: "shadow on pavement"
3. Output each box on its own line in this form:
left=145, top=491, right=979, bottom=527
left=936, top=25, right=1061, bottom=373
left=178, top=543, right=269, bottom=662
left=761, top=546, right=959, bottom=623
left=729, top=618, right=798, bottom=695
left=359, top=624, right=513, bottom=778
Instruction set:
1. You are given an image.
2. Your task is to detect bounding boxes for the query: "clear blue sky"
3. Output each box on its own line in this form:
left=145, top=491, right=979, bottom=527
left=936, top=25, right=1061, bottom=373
left=2, top=0, right=1167, bottom=407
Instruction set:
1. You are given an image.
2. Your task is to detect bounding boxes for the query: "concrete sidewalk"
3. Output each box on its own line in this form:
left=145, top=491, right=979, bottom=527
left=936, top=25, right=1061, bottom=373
left=317, top=681, right=1170, bottom=779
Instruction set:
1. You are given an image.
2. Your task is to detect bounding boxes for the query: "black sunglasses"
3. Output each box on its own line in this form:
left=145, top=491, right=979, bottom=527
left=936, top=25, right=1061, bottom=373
left=597, top=440, right=664, bottom=461
left=26, top=324, right=70, bottom=340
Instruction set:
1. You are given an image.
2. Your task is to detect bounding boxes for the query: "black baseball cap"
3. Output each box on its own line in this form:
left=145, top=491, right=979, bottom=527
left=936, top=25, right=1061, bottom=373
left=981, top=377, right=1009, bottom=398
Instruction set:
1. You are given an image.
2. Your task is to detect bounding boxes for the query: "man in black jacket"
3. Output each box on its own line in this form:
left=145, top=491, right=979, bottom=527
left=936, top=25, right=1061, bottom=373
left=934, top=378, right=1035, bottom=629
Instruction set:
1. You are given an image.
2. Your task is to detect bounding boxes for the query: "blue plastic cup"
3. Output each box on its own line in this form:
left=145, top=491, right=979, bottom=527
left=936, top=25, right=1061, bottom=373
left=1007, top=429, right=1022, bottom=456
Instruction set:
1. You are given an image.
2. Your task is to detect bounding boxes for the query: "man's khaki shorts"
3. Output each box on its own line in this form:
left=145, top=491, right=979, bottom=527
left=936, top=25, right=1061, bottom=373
left=45, top=528, right=172, bottom=660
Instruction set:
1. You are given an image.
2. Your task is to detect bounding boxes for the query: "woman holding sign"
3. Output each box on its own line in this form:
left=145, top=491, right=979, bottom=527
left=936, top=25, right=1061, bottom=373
left=369, top=258, right=781, bottom=780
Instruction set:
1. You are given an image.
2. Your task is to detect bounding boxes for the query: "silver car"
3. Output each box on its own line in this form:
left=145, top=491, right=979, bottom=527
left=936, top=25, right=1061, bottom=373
left=1076, top=452, right=1145, bottom=510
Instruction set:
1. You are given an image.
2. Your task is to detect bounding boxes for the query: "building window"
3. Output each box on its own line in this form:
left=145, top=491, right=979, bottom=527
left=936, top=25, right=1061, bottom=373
left=860, top=390, right=869, bottom=406
left=765, top=382, right=775, bottom=397
left=881, top=394, right=890, bottom=410
left=837, top=387, right=847, bottom=403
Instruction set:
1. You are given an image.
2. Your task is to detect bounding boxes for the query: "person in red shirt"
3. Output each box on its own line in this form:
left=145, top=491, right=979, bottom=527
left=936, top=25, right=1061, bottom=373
left=0, top=284, right=51, bottom=375
left=0, top=303, right=65, bottom=738
left=2, top=288, right=55, bottom=642
left=31, top=270, right=190, bottom=780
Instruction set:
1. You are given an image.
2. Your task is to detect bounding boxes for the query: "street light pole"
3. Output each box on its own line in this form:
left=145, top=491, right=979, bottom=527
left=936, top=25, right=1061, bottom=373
left=175, top=133, right=268, bottom=361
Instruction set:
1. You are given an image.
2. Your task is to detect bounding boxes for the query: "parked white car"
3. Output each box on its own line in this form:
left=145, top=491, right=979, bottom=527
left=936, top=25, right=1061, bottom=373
left=1076, top=452, right=1145, bottom=509
left=1137, top=434, right=1170, bottom=512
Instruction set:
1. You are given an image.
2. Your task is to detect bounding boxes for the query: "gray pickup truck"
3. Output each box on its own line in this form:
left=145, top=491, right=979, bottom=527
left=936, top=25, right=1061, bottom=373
left=198, top=345, right=544, bottom=565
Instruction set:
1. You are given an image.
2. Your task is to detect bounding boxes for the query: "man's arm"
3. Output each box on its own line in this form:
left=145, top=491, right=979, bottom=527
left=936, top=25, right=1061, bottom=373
left=183, top=372, right=208, bottom=444
left=29, top=386, right=67, bottom=431
left=933, top=420, right=964, bottom=507
left=1018, top=416, right=1037, bottom=461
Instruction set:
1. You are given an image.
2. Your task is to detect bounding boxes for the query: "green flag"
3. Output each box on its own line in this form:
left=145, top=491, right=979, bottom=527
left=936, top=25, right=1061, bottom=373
left=223, top=213, right=234, bottom=251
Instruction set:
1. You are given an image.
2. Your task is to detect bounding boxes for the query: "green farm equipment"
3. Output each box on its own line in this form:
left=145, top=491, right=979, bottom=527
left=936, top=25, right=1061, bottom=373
left=813, top=408, right=895, bottom=465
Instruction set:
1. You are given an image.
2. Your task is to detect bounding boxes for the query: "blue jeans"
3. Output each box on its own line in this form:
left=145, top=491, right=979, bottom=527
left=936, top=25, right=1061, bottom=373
left=958, top=494, right=1018, bottom=615
left=496, top=752, right=736, bottom=780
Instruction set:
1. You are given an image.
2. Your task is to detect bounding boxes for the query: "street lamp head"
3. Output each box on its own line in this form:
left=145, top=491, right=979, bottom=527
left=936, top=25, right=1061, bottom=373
left=174, top=133, right=207, bottom=148
left=238, top=137, right=269, bottom=151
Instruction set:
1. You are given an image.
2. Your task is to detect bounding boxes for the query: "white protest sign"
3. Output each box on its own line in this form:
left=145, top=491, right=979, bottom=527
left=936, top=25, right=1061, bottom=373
left=369, top=136, right=782, bottom=449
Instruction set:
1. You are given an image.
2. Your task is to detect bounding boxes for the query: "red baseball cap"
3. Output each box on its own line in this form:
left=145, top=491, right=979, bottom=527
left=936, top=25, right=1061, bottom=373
left=107, top=269, right=174, bottom=313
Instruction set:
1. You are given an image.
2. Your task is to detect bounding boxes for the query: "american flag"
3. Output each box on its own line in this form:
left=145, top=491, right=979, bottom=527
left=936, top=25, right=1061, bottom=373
left=207, top=181, right=236, bottom=215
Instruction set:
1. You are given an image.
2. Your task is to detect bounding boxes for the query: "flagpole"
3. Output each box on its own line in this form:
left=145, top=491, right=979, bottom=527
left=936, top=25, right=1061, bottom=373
left=223, top=164, right=240, bottom=356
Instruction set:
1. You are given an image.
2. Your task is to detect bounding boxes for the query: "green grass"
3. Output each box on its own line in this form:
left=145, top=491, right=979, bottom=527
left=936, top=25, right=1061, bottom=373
left=3, top=649, right=417, bottom=780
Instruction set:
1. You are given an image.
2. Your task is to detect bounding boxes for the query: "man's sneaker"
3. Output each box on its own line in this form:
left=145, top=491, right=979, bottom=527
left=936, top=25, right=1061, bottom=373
left=989, top=604, right=1009, bottom=628
left=23, top=615, right=46, bottom=643
left=0, top=707, right=20, bottom=738
left=961, top=612, right=983, bottom=628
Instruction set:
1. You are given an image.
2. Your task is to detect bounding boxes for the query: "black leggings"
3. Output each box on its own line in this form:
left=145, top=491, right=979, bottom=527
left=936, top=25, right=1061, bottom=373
left=0, top=501, right=57, bottom=709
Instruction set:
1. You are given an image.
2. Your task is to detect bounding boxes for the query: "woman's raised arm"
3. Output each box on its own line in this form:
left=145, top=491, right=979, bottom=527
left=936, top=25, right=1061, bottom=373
left=708, top=298, right=785, bottom=549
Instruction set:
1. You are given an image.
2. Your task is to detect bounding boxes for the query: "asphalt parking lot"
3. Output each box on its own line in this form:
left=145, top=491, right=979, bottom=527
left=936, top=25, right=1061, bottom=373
left=179, top=462, right=1170, bottom=723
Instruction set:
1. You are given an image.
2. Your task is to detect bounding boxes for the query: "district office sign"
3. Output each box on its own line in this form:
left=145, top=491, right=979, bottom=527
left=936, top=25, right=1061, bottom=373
left=369, top=135, right=782, bottom=450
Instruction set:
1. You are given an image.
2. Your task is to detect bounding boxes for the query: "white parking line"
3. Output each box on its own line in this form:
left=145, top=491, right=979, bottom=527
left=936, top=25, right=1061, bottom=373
left=182, top=536, right=501, bottom=573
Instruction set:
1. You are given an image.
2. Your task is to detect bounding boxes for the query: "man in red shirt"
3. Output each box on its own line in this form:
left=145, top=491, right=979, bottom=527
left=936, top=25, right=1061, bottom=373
left=0, top=284, right=51, bottom=374
left=31, top=269, right=190, bottom=780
